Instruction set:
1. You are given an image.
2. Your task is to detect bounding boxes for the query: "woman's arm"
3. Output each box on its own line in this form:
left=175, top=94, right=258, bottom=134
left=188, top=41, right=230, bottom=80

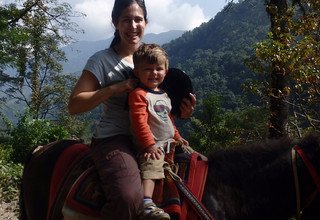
left=68, top=70, right=136, bottom=115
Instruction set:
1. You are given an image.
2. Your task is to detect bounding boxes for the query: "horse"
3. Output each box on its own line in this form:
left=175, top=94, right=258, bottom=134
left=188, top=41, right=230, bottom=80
left=19, top=133, right=320, bottom=220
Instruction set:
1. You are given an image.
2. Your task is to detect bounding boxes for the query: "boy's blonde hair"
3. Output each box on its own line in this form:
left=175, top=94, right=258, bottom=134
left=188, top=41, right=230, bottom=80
left=133, top=43, right=169, bottom=69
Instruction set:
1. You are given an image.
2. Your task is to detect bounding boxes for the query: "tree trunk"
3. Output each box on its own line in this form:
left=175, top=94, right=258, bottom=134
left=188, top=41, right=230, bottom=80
left=267, top=0, right=290, bottom=138
left=269, top=70, right=289, bottom=138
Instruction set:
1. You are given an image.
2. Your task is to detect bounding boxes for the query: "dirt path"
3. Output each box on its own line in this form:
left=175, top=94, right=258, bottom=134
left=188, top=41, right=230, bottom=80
left=0, top=199, right=19, bottom=220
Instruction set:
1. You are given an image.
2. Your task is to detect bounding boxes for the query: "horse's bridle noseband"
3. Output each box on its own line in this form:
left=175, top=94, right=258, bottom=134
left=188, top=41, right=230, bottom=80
left=292, top=146, right=320, bottom=220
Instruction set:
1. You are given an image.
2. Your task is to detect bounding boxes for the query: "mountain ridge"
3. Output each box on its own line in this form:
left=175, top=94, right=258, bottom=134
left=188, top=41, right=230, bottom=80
left=61, top=30, right=185, bottom=74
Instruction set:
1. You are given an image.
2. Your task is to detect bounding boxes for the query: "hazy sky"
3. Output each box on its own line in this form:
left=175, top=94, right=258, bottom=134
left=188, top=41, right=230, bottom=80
left=3, top=0, right=230, bottom=41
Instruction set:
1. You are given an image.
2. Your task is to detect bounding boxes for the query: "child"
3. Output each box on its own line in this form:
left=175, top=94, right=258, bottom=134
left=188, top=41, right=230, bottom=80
left=128, top=43, right=188, bottom=220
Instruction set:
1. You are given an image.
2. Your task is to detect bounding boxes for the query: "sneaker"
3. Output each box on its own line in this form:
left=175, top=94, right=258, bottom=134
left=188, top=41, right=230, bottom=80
left=138, top=202, right=170, bottom=220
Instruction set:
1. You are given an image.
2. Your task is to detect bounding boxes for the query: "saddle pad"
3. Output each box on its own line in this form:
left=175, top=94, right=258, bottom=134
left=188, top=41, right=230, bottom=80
left=64, top=163, right=182, bottom=218
left=180, top=152, right=209, bottom=220
left=65, top=166, right=105, bottom=218
left=47, top=142, right=90, bottom=220
left=64, top=150, right=208, bottom=219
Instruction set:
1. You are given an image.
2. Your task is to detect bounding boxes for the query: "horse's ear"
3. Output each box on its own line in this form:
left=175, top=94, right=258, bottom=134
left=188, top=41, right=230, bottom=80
left=299, top=133, right=320, bottom=151
left=160, top=68, right=193, bottom=118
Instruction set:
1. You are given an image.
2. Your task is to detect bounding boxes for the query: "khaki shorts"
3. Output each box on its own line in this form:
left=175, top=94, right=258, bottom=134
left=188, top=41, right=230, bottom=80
left=138, top=153, right=165, bottom=180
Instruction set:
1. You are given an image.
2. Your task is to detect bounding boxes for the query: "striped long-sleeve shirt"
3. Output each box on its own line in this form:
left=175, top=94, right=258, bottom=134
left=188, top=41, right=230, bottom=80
left=128, top=87, right=181, bottom=151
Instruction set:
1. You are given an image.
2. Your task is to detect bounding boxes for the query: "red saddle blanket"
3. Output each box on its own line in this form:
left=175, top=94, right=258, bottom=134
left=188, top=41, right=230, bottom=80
left=49, top=143, right=208, bottom=219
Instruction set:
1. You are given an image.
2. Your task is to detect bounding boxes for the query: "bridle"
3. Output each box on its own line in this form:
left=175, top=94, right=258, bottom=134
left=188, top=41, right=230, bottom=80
left=291, top=145, right=320, bottom=220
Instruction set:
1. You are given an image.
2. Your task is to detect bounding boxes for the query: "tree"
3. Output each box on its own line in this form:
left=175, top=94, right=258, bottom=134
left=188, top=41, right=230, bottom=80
left=247, top=0, right=320, bottom=138
left=189, top=94, right=268, bottom=154
left=267, top=0, right=291, bottom=138
left=0, top=0, right=84, bottom=119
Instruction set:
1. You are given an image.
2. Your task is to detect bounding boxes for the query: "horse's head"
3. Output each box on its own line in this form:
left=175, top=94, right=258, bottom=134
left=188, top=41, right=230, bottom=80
left=298, top=133, right=320, bottom=158
left=293, top=133, right=320, bottom=220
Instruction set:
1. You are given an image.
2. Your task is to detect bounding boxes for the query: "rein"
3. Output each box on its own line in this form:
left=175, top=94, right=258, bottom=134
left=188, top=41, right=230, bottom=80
left=163, top=162, right=215, bottom=220
left=292, top=146, right=320, bottom=220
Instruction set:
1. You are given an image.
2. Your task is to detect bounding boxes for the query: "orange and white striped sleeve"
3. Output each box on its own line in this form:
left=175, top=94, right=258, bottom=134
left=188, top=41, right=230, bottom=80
left=169, top=114, right=181, bottom=140
left=128, top=88, right=156, bottom=151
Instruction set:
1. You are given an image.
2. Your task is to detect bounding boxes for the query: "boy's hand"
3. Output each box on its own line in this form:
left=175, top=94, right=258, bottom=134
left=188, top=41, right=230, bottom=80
left=144, top=145, right=163, bottom=160
left=175, top=138, right=194, bottom=154
left=175, top=137, right=189, bottom=147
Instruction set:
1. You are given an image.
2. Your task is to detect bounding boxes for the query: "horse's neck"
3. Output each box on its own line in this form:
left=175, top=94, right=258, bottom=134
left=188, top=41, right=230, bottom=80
left=205, top=147, right=295, bottom=220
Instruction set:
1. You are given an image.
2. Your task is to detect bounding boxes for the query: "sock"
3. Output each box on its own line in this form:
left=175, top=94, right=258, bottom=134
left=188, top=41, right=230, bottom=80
left=143, top=197, right=153, bottom=214
left=143, top=197, right=153, bottom=204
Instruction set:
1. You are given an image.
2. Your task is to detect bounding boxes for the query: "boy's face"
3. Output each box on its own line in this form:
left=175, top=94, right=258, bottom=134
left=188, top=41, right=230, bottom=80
left=134, top=61, right=167, bottom=91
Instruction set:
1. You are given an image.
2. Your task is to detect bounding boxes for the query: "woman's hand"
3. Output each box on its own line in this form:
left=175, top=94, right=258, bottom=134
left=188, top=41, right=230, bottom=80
left=111, top=78, right=138, bottom=94
left=68, top=71, right=138, bottom=115
left=179, top=93, right=196, bottom=119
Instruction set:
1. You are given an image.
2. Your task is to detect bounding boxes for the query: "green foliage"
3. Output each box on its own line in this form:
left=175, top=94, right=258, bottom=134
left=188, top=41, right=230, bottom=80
left=0, top=143, right=12, bottom=162
left=0, top=110, right=13, bottom=143
left=9, top=110, right=70, bottom=163
left=189, top=94, right=268, bottom=154
left=0, top=3, right=29, bottom=69
left=57, top=112, right=94, bottom=142
left=0, top=140, right=22, bottom=202
left=0, top=158, right=23, bottom=202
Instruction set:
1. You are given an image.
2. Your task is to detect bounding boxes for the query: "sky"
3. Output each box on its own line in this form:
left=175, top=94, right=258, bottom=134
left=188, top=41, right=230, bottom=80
left=2, top=0, right=230, bottom=41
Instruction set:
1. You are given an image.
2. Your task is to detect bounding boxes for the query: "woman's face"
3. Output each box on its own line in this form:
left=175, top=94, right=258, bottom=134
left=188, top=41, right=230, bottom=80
left=115, top=3, right=147, bottom=47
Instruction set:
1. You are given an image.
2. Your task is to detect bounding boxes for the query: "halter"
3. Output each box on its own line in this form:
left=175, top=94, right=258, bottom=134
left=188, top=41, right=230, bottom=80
left=292, top=145, right=320, bottom=220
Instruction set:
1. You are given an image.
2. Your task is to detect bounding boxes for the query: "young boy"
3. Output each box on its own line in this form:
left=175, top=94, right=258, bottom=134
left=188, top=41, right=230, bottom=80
left=128, top=43, right=188, bottom=220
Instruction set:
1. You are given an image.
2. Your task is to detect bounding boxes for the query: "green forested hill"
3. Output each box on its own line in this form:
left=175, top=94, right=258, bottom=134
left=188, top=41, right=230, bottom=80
left=163, top=0, right=270, bottom=106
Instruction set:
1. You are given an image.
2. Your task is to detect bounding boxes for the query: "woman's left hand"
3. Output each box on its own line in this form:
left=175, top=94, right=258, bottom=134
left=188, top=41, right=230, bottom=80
left=179, top=93, right=196, bottom=119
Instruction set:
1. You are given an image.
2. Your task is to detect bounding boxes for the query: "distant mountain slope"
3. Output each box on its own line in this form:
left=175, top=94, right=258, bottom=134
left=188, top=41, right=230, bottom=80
left=165, top=0, right=268, bottom=62
left=62, top=40, right=108, bottom=74
left=163, top=0, right=270, bottom=104
left=143, top=30, right=186, bottom=45
left=61, top=30, right=185, bottom=74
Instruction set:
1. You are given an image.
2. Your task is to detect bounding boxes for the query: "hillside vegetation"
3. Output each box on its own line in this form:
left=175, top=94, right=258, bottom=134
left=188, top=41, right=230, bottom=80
left=164, top=0, right=269, bottom=102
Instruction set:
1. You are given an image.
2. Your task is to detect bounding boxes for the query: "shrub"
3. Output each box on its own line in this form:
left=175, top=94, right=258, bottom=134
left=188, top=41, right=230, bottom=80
left=0, top=159, right=23, bottom=202
left=0, top=144, right=12, bottom=162
left=9, top=111, right=70, bottom=163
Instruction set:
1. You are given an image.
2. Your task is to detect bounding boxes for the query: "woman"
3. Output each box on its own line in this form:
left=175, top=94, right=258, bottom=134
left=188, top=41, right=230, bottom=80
left=68, top=0, right=196, bottom=219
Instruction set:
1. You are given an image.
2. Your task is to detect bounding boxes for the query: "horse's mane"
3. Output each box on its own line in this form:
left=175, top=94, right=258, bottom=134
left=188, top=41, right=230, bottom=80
left=207, top=136, right=293, bottom=176
left=207, top=133, right=320, bottom=175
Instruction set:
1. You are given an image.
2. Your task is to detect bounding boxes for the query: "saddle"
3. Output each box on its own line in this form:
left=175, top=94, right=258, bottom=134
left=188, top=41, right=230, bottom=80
left=47, top=141, right=208, bottom=220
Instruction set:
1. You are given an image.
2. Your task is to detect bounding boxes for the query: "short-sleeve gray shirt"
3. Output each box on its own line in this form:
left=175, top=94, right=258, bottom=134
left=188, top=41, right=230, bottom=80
left=84, top=48, right=133, bottom=138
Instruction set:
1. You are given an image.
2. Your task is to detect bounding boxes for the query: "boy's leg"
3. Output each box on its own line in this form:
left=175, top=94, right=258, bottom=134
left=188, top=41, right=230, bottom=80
left=90, top=135, right=143, bottom=220
left=139, top=154, right=170, bottom=219
left=142, top=179, right=156, bottom=198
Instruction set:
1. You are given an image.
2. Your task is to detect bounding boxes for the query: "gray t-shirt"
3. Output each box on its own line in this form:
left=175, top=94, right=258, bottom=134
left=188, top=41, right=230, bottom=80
left=84, top=48, right=134, bottom=138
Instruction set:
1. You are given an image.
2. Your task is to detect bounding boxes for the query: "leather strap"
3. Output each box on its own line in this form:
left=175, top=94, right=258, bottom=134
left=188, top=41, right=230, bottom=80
left=163, top=162, right=215, bottom=220
left=292, top=146, right=320, bottom=220
left=294, top=146, right=320, bottom=192
left=291, top=147, right=302, bottom=220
